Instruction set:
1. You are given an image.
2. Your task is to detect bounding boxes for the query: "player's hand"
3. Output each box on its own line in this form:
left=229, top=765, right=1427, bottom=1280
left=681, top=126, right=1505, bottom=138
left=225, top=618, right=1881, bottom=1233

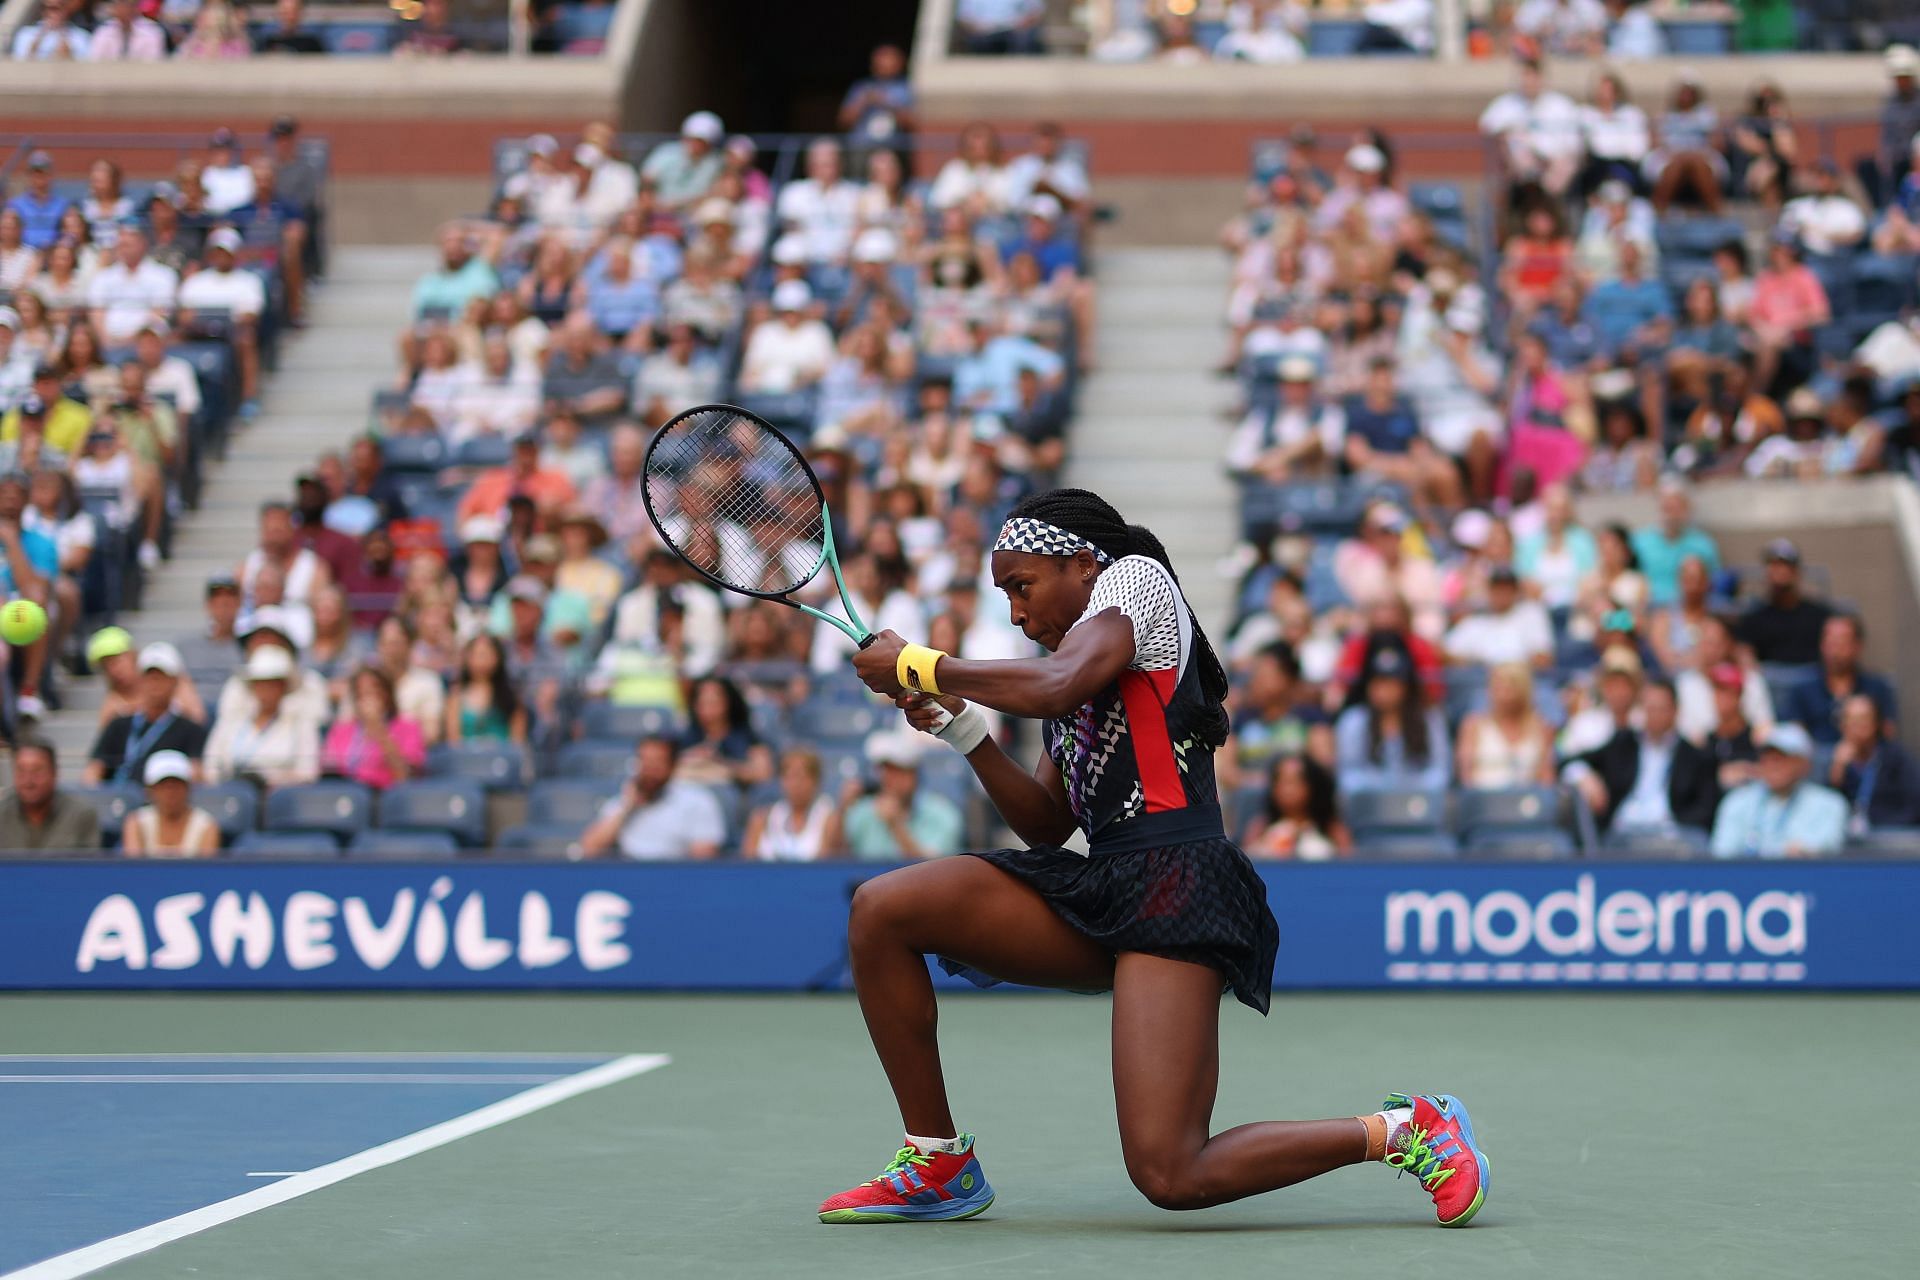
left=851, top=629, right=907, bottom=695
left=895, top=691, right=964, bottom=735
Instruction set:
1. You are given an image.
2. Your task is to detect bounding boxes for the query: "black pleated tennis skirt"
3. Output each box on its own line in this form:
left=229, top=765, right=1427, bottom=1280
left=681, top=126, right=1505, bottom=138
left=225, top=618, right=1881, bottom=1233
left=937, top=807, right=1280, bottom=1015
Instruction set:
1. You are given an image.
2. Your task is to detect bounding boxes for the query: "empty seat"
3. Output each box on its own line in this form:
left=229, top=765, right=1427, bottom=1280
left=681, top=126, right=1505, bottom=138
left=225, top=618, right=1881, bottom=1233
left=547, top=740, right=635, bottom=780
left=377, top=780, right=488, bottom=847
left=380, top=434, right=449, bottom=474
left=1845, top=827, right=1920, bottom=858
left=230, top=830, right=342, bottom=858
left=1456, top=786, right=1569, bottom=848
left=348, top=830, right=461, bottom=859
left=264, top=782, right=374, bottom=842
left=1595, top=829, right=1711, bottom=858
left=497, top=824, right=584, bottom=857
left=1351, top=833, right=1461, bottom=858
left=580, top=702, right=685, bottom=743
left=427, top=742, right=529, bottom=791
left=73, top=784, right=145, bottom=850
left=1465, top=828, right=1577, bottom=858
left=1345, top=788, right=1450, bottom=839
left=527, top=779, right=621, bottom=828
left=194, top=781, right=260, bottom=847
left=452, top=435, right=511, bottom=469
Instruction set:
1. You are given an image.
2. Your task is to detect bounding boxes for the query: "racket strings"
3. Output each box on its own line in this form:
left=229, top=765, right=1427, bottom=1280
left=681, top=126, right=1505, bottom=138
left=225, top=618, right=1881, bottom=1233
left=643, top=408, right=827, bottom=596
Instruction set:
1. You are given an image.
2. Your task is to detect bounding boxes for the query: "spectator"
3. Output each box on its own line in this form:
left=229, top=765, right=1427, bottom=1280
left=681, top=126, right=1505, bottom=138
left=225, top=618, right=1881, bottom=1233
left=446, top=334, right=539, bottom=444
left=1456, top=661, right=1556, bottom=789
left=778, top=138, right=862, bottom=266
left=368, top=615, right=446, bottom=745
left=1577, top=71, right=1651, bottom=198
left=742, top=748, right=838, bottom=861
left=87, top=226, right=178, bottom=347
left=1648, top=73, right=1724, bottom=214
left=1333, top=505, right=1445, bottom=641
left=144, top=189, right=205, bottom=276
left=496, top=574, right=569, bottom=725
left=575, top=424, right=647, bottom=547
left=1675, top=614, right=1772, bottom=742
left=1515, top=483, right=1596, bottom=612
left=1779, top=614, right=1897, bottom=745
left=740, top=281, right=835, bottom=394
left=0, top=218, right=33, bottom=296
left=1649, top=554, right=1716, bottom=673
left=0, top=737, right=99, bottom=851
left=215, top=606, right=329, bottom=728
left=1781, top=163, right=1866, bottom=257
left=0, top=467, right=54, bottom=717
left=577, top=238, right=659, bottom=348
left=24, top=468, right=88, bottom=661
left=1580, top=400, right=1659, bottom=494
left=1560, top=645, right=1644, bottom=757
left=1694, top=660, right=1763, bottom=790
left=1830, top=694, right=1920, bottom=832
left=1602, top=0, right=1665, bottom=58
left=255, top=0, right=325, bottom=53
left=86, top=643, right=209, bottom=785
left=131, top=322, right=203, bottom=421
left=202, top=645, right=321, bottom=789
left=177, top=3, right=252, bottom=59
left=632, top=322, right=722, bottom=428
left=179, top=228, right=267, bottom=410
left=10, top=2, right=89, bottom=60
left=954, top=0, right=1043, bottom=55
left=1565, top=677, right=1718, bottom=840
left=1479, top=58, right=1583, bottom=202
left=930, top=122, right=1012, bottom=215
left=304, top=585, right=367, bottom=685
left=88, top=0, right=167, bottom=61
left=290, top=475, right=361, bottom=584
left=1003, top=121, right=1091, bottom=214
left=579, top=735, right=727, bottom=860
left=122, top=751, right=221, bottom=858
left=541, top=311, right=629, bottom=426
left=1711, top=723, right=1848, bottom=858
left=240, top=501, right=331, bottom=614
left=1243, top=753, right=1350, bottom=859
left=954, top=311, right=1065, bottom=418
left=1444, top=565, right=1554, bottom=669
left=662, top=246, right=743, bottom=344
left=1736, top=539, right=1831, bottom=666
left=1334, top=642, right=1450, bottom=794
left=840, top=731, right=963, bottom=860
left=539, top=409, right=606, bottom=493
left=444, top=633, right=527, bottom=745
left=413, top=225, right=500, bottom=321
left=457, top=434, right=577, bottom=523
left=1513, top=0, right=1606, bottom=56
left=1631, top=479, right=1719, bottom=609
left=1221, top=641, right=1328, bottom=790
left=641, top=112, right=726, bottom=212
left=322, top=665, right=426, bottom=790
left=393, top=0, right=468, bottom=56
left=1873, top=142, right=1920, bottom=254
left=1748, top=233, right=1827, bottom=397
left=674, top=674, right=774, bottom=789
left=2, top=366, right=89, bottom=459
left=1581, top=239, right=1670, bottom=359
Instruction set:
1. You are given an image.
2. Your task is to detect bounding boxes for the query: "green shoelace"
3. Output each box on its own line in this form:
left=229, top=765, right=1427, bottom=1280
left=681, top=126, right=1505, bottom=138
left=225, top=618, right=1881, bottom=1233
left=1385, top=1125, right=1456, bottom=1191
left=867, top=1146, right=934, bottom=1185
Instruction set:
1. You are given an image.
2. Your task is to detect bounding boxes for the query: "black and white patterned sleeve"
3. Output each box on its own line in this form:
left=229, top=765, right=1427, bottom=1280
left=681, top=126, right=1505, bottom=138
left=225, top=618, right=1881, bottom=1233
left=1078, top=555, right=1188, bottom=674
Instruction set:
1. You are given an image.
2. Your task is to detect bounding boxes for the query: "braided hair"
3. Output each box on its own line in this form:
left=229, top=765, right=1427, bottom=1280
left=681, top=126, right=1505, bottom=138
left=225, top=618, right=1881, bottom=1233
left=1006, top=488, right=1232, bottom=748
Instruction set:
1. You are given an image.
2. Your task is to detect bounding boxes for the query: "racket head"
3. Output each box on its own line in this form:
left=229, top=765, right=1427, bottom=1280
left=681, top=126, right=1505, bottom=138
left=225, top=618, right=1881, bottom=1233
left=640, top=403, right=832, bottom=600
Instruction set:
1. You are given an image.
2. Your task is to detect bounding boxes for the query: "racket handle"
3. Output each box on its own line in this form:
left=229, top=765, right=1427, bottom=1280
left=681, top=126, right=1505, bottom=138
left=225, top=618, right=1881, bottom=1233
left=856, top=633, right=876, bottom=649
left=926, top=705, right=953, bottom=732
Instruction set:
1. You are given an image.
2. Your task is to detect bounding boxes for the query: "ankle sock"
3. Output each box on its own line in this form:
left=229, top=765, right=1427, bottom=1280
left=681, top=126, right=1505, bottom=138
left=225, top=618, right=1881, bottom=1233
left=906, top=1132, right=969, bottom=1157
left=1360, top=1107, right=1414, bottom=1161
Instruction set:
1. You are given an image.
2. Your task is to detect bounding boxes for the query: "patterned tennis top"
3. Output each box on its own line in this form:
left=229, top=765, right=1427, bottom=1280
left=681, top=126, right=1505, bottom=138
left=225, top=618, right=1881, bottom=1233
left=1042, top=555, right=1221, bottom=846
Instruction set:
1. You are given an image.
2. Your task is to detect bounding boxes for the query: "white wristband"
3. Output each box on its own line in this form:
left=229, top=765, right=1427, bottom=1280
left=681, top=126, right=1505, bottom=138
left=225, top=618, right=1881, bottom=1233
left=933, top=701, right=990, bottom=755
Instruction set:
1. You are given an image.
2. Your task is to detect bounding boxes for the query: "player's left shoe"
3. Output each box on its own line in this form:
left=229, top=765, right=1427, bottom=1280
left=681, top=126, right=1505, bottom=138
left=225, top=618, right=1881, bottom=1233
left=1381, top=1092, right=1490, bottom=1228
left=818, top=1134, right=995, bottom=1224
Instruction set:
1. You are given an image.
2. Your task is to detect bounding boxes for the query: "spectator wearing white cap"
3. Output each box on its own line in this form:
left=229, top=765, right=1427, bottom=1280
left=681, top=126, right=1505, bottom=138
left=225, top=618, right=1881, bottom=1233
left=642, top=112, right=726, bottom=211
left=202, top=645, right=321, bottom=790
left=1710, top=723, right=1849, bottom=858
left=834, top=229, right=910, bottom=331
left=1226, top=355, right=1343, bottom=484
left=740, top=281, right=834, bottom=395
left=178, top=227, right=267, bottom=407
left=122, top=750, right=220, bottom=858
left=1000, top=193, right=1098, bottom=367
left=839, top=730, right=963, bottom=860
left=662, top=241, right=743, bottom=343
left=777, top=138, right=862, bottom=265
left=1314, top=143, right=1409, bottom=243
left=86, top=642, right=210, bottom=786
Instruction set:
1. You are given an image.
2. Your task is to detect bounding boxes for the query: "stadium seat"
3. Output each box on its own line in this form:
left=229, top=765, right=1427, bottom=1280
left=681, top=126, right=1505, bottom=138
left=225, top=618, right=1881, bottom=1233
left=427, top=742, right=529, bottom=792
left=264, top=782, right=374, bottom=843
left=230, top=830, right=343, bottom=858
left=1456, top=787, right=1570, bottom=850
left=72, top=784, right=145, bottom=850
left=452, top=435, right=512, bottom=470
left=1351, top=832, right=1462, bottom=858
left=1661, top=19, right=1732, bottom=54
left=377, top=780, right=488, bottom=847
left=347, top=830, right=462, bottom=859
left=1464, top=828, right=1577, bottom=858
left=1345, top=787, right=1450, bottom=838
left=195, top=781, right=261, bottom=847
left=547, top=741, right=636, bottom=780
left=1845, top=828, right=1920, bottom=858
left=528, top=779, right=621, bottom=828
left=496, top=824, right=584, bottom=857
left=1306, top=18, right=1366, bottom=55
left=580, top=702, right=685, bottom=743
left=381, top=434, right=449, bottom=474
left=798, top=701, right=884, bottom=745
left=1595, top=830, right=1711, bottom=858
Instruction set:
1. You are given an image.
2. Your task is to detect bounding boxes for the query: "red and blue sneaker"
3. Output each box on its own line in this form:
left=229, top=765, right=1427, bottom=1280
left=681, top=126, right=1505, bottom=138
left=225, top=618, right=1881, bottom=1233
left=818, top=1134, right=995, bottom=1224
left=1381, top=1093, right=1490, bottom=1228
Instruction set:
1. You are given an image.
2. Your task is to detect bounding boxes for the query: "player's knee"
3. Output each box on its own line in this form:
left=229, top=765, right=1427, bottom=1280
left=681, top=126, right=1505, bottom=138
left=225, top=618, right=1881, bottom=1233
left=847, top=873, right=913, bottom=947
left=1125, top=1155, right=1206, bottom=1211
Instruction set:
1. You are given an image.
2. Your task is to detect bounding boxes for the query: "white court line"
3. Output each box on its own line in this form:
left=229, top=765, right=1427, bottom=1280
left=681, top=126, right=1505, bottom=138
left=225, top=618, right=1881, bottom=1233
left=0, top=1052, right=670, bottom=1280
left=0, top=1052, right=618, bottom=1062
left=0, top=1074, right=572, bottom=1085
left=243, top=1173, right=302, bottom=1179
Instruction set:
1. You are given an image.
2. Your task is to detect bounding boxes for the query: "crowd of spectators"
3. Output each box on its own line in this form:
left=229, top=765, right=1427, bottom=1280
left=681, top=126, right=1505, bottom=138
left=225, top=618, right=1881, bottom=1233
left=6, top=0, right=616, bottom=60
left=1209, top=49, right=1920, bottom=859
left=1, top=91, right=1093, bottom=860
left=1, top=121, right=321, bottom=731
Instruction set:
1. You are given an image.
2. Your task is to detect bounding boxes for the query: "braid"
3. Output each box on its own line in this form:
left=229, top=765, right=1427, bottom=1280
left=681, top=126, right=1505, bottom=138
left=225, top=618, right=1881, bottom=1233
left=1007, top=489, right=1233, bottom=748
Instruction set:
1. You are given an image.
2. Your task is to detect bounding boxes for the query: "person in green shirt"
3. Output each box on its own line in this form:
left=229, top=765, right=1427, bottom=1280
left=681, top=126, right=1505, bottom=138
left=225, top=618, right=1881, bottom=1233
left=411, top=225, right=500, bottom=320
left=841, top=731, right=964, bottom=861
left=1630, top=479, right=1719, bottom=608
left=486, top=533, right=594, bottom=664
left=0, top=739, right=101, bottom=852
left=640, top=112, right=726, bottom=211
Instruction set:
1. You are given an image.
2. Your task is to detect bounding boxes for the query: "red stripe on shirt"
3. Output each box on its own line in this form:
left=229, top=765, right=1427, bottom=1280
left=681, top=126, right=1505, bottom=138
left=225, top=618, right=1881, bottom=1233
left=1118, top=668, right=1185, bottom=813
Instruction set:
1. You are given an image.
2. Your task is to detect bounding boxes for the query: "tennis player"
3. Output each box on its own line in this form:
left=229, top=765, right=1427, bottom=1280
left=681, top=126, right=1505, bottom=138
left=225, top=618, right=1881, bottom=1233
left=825, top=488, right=1490, bottom=1226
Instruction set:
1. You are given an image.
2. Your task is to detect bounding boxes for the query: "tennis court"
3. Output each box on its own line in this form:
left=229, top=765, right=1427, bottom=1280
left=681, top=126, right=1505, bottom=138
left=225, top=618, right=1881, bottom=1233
left=3, top=990, right=1912, bottom=1279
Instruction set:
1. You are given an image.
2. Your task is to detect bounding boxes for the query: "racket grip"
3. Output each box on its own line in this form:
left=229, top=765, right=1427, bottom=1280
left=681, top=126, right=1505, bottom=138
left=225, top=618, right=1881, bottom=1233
left=926, top=705, right=953, bottom=732
left=856, top=633, right=876, bottom=649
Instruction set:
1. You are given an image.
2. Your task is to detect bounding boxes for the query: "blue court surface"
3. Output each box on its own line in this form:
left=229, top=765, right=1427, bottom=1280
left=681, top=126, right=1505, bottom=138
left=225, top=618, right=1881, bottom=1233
left=0, top=1052, right=669, bottom=1279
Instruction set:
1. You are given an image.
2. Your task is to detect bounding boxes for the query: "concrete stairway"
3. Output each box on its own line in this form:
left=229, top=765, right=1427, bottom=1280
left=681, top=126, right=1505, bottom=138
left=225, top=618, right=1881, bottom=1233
left=34, top=246, right=434, bottom=774
left=1066, top=247, right=1239, bottom=632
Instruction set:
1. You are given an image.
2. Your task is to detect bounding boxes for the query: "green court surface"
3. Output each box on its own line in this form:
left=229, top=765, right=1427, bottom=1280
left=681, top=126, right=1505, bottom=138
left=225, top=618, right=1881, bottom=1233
left=5, top=991, right=1915, bottom=1279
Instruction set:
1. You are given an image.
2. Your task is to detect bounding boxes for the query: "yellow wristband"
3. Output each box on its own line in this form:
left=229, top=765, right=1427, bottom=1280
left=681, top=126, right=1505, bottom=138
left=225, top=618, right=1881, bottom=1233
left=896, top=643, right=946, bottom=696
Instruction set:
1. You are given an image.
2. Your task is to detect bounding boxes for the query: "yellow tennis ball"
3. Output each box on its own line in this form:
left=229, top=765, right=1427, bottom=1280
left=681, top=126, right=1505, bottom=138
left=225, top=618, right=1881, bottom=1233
left=1, top=600, right=48, bottom=647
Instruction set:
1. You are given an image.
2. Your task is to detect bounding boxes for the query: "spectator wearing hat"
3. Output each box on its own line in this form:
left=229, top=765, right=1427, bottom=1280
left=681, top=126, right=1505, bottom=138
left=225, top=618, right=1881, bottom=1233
left=88, top=0, right=168, bottom=60
left=1674, top=613, right=1774, bottom=747
left=541, top=312, right=630, bottom=427
left=554, top=507, right=621, bottom=626
left=202, top=645, right=320, bottom=790
left=1226, top=356, right=1343, bottom=484
left=4, top=153, right=65, bottom=249
left=1710, top=723, right=1848, bottom=858
left=498, top=573, right=569, bottom=726
left=413, top=225, right=500, bottom=321
left=121, top=750, right=221, bottom=857
left=1559, top=645, right=1644, bottom=758
left=0, top=738, right=99, bottom=852
left=633, top=323, right=722, bottom=427
left=323, top=666, right=426, bottom=791
left=457, top=433, right=577, bottom=525
left=741, top=282, right=835, bottom=395
left=393, top=0, right=468, bottom=56
left=1829, top=694, right=1920, bottom=833
left=579, top=735, right=726, bottom=860
left=1735, top=539, right=1831, bottom=666
left=88, top=624, right=203, bottom=729
left=840, top=730, right=963, bottom=860
left=451, top=516, right=508, bottom=625
left=835, top=230, right=911, bottom=332
left=1565, top=677, right=1718, bottom=841
left=1630, top=479, right=1719, bottom=609
left=216, top=606, right=330, bottom=728
left=491, top=534, right=593, bottom=651
left=954, top=0, right=1044, bottom=55
left=1316, top=144, right=1410, bottom=245
left=255, top=0, right=325, bottom=53
left=1334, top=504, right=1446, bottom=642
left=86, top=643, right=209, bottom=786
left=86, top=225, right=178, bottom=347
left=1779, top=613, right=1897, bottom=746
left=1335, top=641, right=1451, bottom=796
left=131, top=322, right=202, bottom=420
left=642, top=113, right=726, bottom=212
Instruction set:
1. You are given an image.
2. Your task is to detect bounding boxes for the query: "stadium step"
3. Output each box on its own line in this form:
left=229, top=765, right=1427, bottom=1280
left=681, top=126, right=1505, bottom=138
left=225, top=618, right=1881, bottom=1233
left=1069, top=247, right=1238, bottom=632
left=32, top=244, right=436, bottom=776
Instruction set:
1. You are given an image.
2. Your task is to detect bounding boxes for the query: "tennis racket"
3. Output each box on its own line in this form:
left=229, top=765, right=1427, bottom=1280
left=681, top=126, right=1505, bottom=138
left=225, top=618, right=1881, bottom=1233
left=640, top=403, right=875, bottom=647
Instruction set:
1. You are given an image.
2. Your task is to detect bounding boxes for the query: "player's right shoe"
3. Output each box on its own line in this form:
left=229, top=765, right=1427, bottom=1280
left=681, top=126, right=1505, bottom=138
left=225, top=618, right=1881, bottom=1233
left=818, top=1134, right=995, bottom=1223
left=1381, top=1092, right=1490, bottom=1228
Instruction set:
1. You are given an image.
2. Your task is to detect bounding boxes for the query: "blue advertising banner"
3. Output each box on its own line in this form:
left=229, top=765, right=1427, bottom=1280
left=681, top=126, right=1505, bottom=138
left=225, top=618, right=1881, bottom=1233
left=0, top=859, right=1914, bottom=991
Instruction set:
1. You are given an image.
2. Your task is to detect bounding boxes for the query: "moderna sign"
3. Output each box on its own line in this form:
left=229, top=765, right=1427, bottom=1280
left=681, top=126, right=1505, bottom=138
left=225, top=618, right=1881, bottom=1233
left=0, top=859, right=1914, bottom=990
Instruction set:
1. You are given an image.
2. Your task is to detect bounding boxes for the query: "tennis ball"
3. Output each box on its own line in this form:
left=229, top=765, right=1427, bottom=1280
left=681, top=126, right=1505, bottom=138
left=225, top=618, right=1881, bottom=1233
left=1, top=600, right=48, bottom=647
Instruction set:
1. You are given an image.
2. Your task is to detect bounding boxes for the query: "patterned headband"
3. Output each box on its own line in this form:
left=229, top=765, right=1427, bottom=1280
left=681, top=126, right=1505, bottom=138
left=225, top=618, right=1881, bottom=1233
left=992, top=517, right=1112, bottom=563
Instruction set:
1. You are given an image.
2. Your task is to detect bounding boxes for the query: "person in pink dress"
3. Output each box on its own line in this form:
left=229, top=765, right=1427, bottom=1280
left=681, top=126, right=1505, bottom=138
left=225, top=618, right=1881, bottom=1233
left=322, top=666, right=427, bottom=790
